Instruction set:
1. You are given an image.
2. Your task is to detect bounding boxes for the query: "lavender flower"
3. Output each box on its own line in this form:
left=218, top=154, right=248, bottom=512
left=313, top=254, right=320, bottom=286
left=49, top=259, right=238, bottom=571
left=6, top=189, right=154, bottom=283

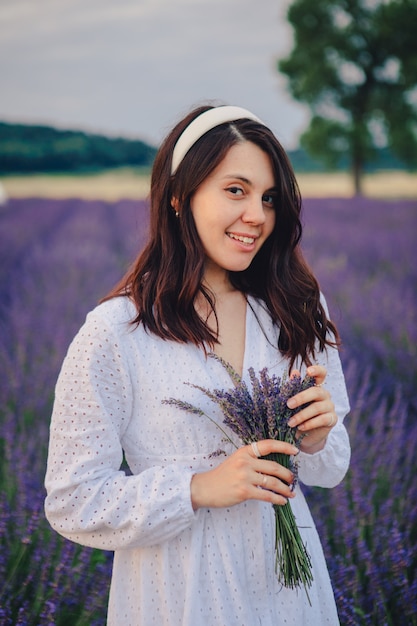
left=1, top=196, right=416, bottom=622
left=164, top=354, right=316, bottom=595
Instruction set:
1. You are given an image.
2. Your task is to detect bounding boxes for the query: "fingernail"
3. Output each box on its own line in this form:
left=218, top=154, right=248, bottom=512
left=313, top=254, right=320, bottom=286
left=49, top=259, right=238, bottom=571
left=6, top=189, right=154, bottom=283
left=287, top=398, right=296, bottom=409
left=291, top=446, right=299, bottom=455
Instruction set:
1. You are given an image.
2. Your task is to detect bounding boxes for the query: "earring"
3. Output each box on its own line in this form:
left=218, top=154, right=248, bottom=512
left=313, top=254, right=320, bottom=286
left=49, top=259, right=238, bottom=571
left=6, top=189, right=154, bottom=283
left=175, top=210, right=179, bottom=218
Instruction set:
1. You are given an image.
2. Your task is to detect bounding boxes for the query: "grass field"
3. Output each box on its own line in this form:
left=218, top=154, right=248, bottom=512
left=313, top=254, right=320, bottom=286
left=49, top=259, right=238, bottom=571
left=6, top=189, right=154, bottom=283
left=1, top=168, right=416, bottom=200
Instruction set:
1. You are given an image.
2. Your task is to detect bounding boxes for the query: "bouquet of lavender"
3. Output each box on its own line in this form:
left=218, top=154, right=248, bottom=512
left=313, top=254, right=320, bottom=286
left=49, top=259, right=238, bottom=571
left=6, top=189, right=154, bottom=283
left=164, top=355, right=315, bottom=595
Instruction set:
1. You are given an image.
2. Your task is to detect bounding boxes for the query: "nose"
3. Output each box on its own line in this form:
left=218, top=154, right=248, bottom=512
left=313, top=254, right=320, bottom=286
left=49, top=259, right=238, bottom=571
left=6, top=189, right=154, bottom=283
left=242, top=197, right=266, bottom=225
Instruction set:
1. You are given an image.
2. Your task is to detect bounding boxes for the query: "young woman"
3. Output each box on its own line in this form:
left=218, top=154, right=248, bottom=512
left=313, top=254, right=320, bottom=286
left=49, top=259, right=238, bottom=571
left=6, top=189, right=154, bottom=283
left=45, top=104, right=350, bottom=625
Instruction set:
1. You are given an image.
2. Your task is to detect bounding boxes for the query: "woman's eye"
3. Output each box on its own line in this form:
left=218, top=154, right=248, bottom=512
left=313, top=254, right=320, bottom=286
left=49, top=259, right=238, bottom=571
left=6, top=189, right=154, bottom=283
left=262, top=193, right=276, bottom=207
left=227, top=186, right=244, bottom=196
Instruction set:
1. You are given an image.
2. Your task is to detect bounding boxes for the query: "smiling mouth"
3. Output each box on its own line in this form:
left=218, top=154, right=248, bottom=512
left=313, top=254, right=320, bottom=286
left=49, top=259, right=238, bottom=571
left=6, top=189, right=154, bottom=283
left=227, top=233, right=256, bottom=245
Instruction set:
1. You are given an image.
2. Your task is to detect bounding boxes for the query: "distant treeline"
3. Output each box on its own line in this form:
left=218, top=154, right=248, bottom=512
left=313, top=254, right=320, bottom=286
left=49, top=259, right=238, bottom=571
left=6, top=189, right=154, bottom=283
left=288, top=146, right=410, bottom=173
left=0, top=122, right=157, bottom=173
left=0, top=120, right=409, bottom=174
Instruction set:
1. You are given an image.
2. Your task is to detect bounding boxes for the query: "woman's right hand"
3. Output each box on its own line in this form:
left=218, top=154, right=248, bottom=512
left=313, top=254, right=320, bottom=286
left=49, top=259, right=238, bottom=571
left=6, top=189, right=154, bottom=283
left=190, top=439, right=299, bottom=510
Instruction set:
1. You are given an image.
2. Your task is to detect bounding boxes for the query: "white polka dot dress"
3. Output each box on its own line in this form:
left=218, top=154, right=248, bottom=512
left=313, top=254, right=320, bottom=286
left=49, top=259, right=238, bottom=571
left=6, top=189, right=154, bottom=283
left=45, top=296, right=350, bottom=625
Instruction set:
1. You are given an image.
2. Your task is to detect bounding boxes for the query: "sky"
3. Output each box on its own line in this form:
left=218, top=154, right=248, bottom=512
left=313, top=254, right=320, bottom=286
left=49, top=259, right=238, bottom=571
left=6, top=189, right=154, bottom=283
left=0, top=0, right=310, bottom=149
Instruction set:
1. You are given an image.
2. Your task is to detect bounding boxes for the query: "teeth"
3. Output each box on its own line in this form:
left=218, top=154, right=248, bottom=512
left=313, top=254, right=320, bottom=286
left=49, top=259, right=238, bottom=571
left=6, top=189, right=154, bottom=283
left=228, top=233, right=255, bottom=244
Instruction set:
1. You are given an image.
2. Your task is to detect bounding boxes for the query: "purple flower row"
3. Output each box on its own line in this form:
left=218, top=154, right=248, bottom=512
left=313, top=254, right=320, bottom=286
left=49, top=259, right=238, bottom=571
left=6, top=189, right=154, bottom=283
left=0, top=195, right=416, bottom=624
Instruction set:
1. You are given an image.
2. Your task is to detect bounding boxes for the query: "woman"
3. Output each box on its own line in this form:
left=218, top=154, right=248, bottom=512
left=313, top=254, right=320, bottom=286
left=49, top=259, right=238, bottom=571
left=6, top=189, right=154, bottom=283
left=45, top=104, right=350, bottom=625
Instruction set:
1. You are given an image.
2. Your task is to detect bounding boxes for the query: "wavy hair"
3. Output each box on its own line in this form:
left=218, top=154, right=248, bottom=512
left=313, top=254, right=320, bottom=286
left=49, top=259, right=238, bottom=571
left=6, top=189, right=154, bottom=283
left=104, top=104, right=339, bottom=367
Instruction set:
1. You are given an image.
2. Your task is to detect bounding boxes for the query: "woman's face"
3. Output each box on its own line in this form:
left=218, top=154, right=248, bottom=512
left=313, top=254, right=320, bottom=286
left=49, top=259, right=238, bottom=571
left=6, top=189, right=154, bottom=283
left=190, top=140, right=276, bottom=283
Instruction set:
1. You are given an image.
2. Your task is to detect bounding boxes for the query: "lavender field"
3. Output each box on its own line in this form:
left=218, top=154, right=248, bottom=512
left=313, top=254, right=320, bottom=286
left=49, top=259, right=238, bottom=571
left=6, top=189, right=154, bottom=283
left=0, top=195, right=416, bottom=625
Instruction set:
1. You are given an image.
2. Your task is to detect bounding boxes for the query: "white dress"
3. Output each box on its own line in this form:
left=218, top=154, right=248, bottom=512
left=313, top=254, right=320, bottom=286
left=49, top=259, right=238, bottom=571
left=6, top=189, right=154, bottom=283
left=45, top=295, right=350, bottom=626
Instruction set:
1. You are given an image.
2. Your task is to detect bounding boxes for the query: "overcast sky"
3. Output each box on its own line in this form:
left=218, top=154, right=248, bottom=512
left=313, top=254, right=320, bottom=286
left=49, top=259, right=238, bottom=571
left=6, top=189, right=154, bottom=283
left=0, top=0, right=309, bottom=148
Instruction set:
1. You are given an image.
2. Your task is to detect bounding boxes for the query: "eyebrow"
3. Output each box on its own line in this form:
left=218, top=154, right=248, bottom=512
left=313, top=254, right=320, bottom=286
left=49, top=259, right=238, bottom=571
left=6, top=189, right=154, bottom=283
left=223, top=174, right=251, bottom=184
left=223, top=175, right=277, bottom=191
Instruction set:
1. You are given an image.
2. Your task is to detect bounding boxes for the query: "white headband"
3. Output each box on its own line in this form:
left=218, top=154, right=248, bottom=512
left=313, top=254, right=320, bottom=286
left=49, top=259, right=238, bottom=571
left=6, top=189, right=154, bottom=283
left=171, top=105, right=265, bottom=175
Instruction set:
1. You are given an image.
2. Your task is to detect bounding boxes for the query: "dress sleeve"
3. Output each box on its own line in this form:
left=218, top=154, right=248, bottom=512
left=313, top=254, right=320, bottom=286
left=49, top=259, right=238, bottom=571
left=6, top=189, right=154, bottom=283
left=44, top=309, right=196, bottom=551
left=297, top=296, right=351, bottom=488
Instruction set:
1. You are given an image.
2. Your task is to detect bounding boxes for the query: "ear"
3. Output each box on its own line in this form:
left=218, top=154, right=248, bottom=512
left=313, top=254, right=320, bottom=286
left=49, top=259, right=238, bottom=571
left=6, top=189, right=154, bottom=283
left=171, top=197, right=180, bottom=217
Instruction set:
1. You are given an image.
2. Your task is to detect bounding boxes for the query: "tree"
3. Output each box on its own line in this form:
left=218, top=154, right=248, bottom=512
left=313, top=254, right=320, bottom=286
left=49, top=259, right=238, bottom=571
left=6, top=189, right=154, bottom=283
left=278, top=0, right=417, bottom=194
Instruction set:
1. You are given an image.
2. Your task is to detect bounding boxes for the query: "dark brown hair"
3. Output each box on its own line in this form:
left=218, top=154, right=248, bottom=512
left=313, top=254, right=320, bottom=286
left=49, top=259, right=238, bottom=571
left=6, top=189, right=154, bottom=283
left=104, top=104, right=339, bottom=367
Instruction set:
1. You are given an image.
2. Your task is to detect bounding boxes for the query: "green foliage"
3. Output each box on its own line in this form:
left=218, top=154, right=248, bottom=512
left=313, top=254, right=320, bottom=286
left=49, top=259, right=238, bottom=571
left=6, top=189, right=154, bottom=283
left=0, top=119, right=409, bottom=177
left=0, top=122, right=157, bottom=173
left=278, top=0, right=417, bottom=192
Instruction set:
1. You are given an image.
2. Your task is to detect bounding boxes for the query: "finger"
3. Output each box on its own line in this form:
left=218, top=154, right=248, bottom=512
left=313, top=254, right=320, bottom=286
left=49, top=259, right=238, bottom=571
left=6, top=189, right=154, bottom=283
left=254, top=457, right=295, bottom=486
left=248, top=439, right=299, bottom=458
left=326, top=413, right=338, bottom=428
left=287, top=384, right=330, bottom=411
left=250, top=472, right=295, bottom=505
left=296, top=411, right=338, bottom=433
left=306, top=364, right=327, bottom=385
left=250, top=441, right=262, bottom=458
left=288, top=396, right=333, bottom=427
left=250, top=485, right=290, bottom=507
left=255, top=473, right=295, bottom=498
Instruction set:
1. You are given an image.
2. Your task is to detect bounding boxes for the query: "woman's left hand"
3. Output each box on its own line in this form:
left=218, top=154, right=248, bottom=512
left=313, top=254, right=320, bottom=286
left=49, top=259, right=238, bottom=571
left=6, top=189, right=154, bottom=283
left=287, top=365, right=337, bottom=454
